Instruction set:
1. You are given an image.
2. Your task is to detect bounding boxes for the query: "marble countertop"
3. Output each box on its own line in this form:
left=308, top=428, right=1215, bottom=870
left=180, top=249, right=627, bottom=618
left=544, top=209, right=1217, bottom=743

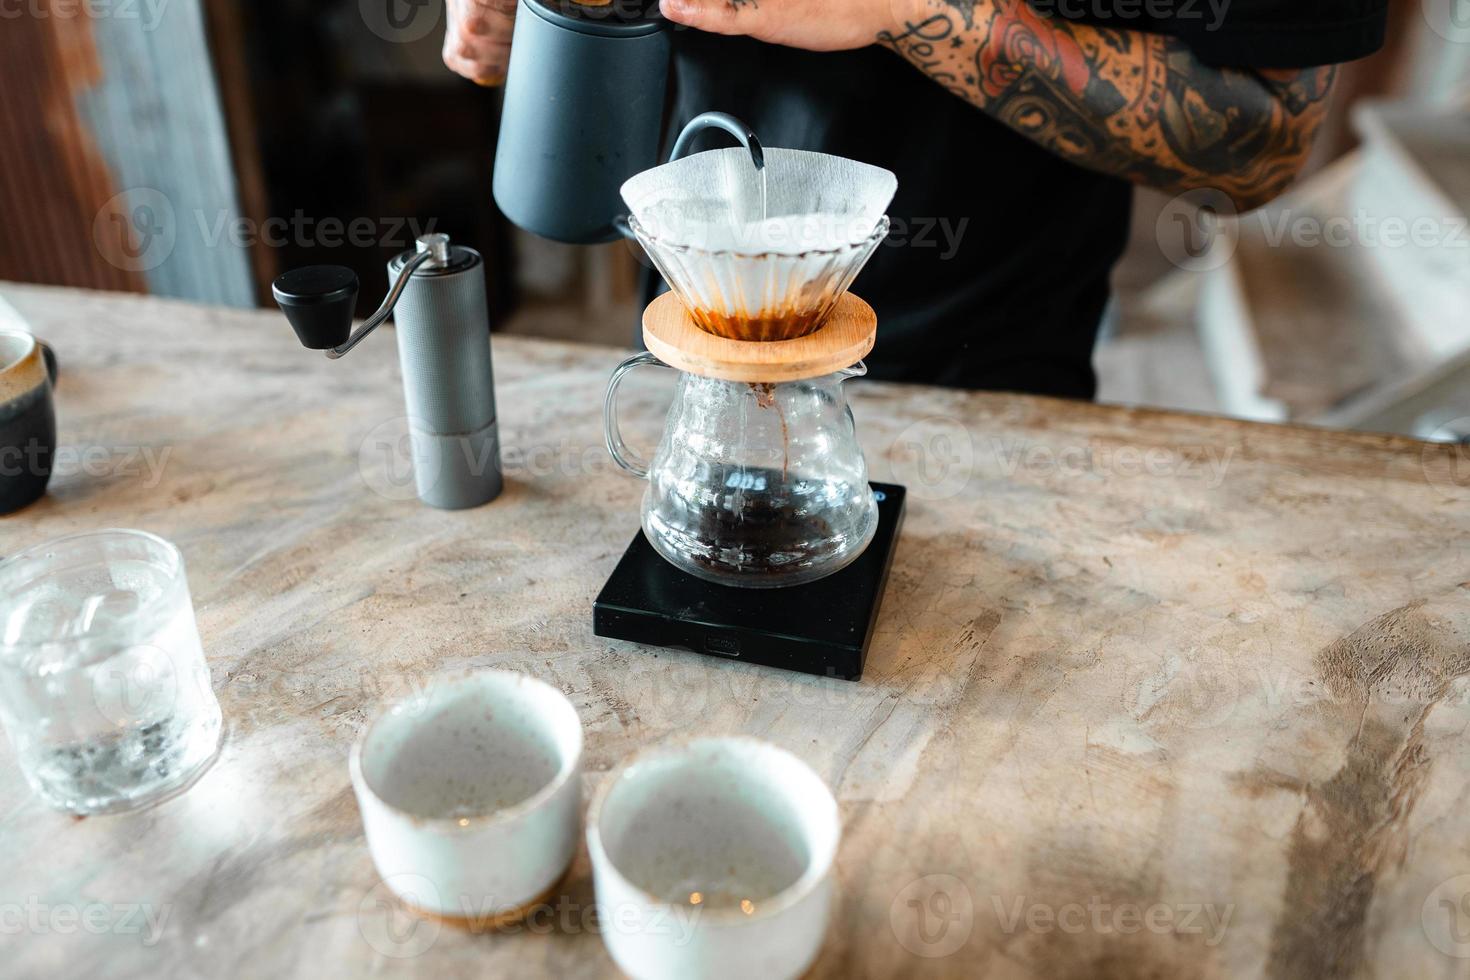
left=2, top=282, right=1468, bottom=978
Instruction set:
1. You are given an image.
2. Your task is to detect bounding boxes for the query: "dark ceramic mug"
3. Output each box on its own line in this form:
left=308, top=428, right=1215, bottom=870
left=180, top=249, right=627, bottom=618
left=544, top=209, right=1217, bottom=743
left=0, top=330, right=57, bottom=514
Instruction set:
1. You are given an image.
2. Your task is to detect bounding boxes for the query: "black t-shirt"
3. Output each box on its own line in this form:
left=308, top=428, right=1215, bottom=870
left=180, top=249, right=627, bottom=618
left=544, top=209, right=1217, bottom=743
left=654, top=0, right=1388, bottom=397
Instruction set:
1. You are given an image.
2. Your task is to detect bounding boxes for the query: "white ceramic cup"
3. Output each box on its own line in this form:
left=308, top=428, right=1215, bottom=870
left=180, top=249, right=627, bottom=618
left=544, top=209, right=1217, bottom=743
left=349, top=670, right=583, bottom=924
left=587, top=736, right=841, bottom=980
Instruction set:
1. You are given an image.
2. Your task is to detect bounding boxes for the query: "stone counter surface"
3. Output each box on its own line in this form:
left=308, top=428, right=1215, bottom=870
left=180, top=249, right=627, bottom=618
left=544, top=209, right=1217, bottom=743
left=1, top=282, right=1467, bottom=978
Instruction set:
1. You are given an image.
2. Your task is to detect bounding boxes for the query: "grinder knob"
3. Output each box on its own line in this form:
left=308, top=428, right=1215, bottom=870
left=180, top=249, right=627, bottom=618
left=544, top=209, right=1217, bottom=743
left=272, top=265, right=359, bottom=350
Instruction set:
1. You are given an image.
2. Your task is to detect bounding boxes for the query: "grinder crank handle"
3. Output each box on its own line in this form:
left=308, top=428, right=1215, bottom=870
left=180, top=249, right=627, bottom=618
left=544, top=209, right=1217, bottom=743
left=272, top=234, right=451, bottom=357
left=603, top=351, right=672, bottom=480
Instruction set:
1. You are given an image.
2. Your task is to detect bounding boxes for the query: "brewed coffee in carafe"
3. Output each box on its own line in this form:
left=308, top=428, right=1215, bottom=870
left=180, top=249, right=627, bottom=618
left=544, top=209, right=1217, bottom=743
left=606, top=355, right=877, bottom=588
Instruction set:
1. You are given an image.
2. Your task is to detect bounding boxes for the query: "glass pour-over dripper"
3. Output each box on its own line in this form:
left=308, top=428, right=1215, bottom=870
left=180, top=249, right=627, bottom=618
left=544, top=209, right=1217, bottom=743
left=620, top=142, right=896, bottom=342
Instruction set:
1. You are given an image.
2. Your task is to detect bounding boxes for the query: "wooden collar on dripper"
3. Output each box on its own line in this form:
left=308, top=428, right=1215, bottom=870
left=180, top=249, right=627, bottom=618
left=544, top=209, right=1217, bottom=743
left=642, top=292, right=877, bottom=383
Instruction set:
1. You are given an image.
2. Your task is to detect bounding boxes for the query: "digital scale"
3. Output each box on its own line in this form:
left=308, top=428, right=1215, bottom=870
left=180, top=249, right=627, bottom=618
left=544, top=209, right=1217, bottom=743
left=594, top=483, right=905, bottom=681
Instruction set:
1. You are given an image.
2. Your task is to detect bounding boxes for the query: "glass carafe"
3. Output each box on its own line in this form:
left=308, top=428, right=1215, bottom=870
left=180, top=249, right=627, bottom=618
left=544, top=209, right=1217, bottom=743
left=604, top=352, right=878, bottom=588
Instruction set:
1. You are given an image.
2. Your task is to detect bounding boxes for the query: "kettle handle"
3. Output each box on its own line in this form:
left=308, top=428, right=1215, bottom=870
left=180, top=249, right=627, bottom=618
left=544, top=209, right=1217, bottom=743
left=604, top=351, right=671, bottom=480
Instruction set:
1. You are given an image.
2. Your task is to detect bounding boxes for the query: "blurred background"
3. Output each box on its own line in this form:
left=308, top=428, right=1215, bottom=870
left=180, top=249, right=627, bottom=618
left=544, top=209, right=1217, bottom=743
left=2, top=0, right=1468, bottom=439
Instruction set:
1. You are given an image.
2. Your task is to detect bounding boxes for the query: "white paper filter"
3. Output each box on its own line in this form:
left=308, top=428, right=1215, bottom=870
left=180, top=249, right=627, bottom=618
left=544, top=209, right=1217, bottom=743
left=622, top=147, right=896, bottom=254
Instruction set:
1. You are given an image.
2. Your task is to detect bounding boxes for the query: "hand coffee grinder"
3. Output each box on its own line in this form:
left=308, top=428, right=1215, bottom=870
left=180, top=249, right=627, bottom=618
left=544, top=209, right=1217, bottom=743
left=272, top=233, right=503, bottom=510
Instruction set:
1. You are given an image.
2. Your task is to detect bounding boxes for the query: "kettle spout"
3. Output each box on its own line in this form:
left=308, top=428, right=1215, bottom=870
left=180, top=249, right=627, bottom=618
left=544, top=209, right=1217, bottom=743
left=668, top=112, right=765, bottom=171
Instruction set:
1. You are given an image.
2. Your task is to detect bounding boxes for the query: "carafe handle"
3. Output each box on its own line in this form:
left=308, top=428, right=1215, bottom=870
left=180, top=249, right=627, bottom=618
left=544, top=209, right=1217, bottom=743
left=604, top=351, right=670, bottom=480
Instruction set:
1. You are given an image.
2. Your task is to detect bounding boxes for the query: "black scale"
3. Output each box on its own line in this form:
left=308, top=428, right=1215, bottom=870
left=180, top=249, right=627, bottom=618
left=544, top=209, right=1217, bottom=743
left=593, top=483, right=905, bottom=681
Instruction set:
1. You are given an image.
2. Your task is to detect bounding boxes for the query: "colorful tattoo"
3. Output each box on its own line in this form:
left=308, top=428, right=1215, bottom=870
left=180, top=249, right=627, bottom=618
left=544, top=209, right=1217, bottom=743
left=879, top=0, right=1337, bottom=208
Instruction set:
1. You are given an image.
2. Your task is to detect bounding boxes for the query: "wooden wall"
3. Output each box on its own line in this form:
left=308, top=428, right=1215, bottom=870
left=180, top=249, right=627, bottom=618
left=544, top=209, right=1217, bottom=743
left=0, top=10, right=143, bottom=293
left=0, top=0, right=255, bottom=306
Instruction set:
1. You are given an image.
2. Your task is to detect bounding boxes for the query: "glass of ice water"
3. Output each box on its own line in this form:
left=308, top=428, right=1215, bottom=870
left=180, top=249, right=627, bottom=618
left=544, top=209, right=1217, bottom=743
left=0, top=529, right=222, bottom=815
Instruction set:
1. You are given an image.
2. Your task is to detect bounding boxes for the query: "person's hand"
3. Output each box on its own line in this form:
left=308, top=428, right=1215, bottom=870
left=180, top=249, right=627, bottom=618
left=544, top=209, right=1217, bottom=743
left=443, top=0, right=518, bottom=85
left=659, top=0, right=916, bottom=51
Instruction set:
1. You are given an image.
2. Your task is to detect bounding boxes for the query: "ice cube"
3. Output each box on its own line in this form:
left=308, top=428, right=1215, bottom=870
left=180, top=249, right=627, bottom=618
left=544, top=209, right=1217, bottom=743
left=4, top=589, right=72, bottom=646
left=78, top=588, right=144, bottom=633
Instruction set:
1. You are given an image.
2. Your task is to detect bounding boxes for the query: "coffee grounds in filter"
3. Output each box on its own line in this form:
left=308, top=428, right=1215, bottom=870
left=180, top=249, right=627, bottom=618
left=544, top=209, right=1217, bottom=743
left=692, top=308, right=828, bottom=343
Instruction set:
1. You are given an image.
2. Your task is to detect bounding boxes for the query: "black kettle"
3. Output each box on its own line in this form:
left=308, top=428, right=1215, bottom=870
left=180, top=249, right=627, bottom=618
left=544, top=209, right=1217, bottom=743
left=492, top=0, right=671, bottom=244
left=492, top=0, right=766, bottom=245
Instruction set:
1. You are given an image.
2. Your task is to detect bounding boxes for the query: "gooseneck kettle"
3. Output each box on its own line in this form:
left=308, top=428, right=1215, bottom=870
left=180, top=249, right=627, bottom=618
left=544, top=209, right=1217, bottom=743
left=493, top=0, right=764, bottom=244
left=493, top=0, right=669, bottom=244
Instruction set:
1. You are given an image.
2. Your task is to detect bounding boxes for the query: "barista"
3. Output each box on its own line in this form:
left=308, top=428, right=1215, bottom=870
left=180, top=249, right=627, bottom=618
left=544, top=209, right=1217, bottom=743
left=443, top=0, right=1388, bottom=398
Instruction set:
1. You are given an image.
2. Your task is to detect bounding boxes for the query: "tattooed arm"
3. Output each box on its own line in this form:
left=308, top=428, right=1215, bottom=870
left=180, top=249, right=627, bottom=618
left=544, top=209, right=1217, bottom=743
left=877, top=1, right=1335, bottom=210
left=659, top=0, right=1337, bottom=211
